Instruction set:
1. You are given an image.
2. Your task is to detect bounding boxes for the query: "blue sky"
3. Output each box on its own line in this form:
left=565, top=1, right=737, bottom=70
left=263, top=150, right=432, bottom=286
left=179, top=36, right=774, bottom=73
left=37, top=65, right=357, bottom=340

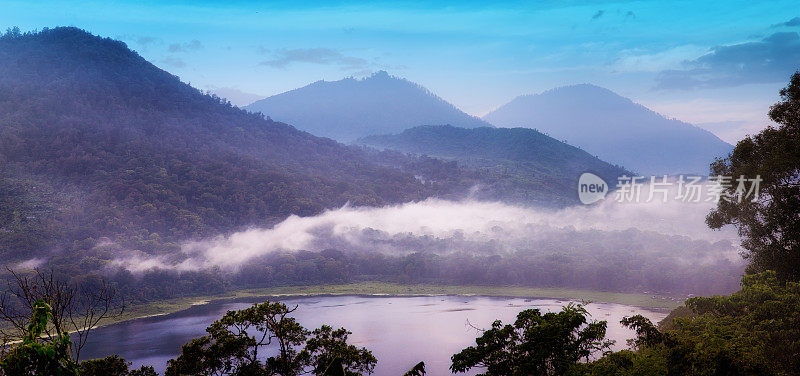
left=4, top=0, right=800, bottom=142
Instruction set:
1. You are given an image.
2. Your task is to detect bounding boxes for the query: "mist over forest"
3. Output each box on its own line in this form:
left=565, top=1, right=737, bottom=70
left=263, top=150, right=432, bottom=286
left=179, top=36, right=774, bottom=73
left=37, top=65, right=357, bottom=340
left=0, top=27, right=746, bottom=305
left=3, top=1, right=800, bottom=374
left=105, top=192, right=743, bottom=296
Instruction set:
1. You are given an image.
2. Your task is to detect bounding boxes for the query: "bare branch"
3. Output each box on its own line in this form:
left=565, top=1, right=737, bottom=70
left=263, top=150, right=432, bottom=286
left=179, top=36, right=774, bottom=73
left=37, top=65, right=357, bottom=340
left=0, top=268, right=126, bottom=362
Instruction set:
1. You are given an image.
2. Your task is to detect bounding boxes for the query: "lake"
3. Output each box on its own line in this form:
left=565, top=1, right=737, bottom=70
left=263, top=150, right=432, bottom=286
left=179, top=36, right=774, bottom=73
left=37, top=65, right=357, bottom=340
left=79, top=295, right=667, bottom=375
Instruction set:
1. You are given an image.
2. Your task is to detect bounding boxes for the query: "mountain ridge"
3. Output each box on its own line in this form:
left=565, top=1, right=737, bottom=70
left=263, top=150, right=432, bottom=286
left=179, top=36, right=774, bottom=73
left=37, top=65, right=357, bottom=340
left=245, top=71, right=492, bottom=141
left=0, top=27, right=450, bottom=261
left=483, top=83, right=732, bottom=175
left=359, top=125, right=630, bottom=205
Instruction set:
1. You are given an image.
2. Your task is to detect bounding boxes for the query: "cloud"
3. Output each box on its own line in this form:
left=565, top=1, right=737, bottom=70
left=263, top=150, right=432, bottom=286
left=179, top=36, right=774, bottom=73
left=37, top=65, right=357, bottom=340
left=612, top=45, right=709, bottom=72
left=592, top=10, right=604, bottom=20
left=159, top=57, right=187, bottom=68
left=136, top=36, right=159, bottom=46
left=655, top=32, right=800, bottom=89
left=14, top=257, right=46, bottom=270
left=113, top=183, right=741, bottom=272
left=771, top=17, right=800, bottom=28
left=119, top=35, right=160, bottom=51
left=168, top=39, right=203, bottom=53
left=259, top=48, right=369, bottom=70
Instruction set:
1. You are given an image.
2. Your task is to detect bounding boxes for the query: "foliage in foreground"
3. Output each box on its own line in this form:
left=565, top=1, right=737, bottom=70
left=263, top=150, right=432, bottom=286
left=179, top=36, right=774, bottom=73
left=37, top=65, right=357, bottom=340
left=707, top=70, right=800, bottom=280
left=2, top=272, right=799, bottom=376
left=0, top=300, right=77, bottom=375
left=80, top=355, right=157, bottom=376
left=450, top=303, right=611, bottom=375
left=164, top=301, right=376, bottom=376
left=580, top=271, right=800, bottom=376
left=446, top=271, right=800, bottom=376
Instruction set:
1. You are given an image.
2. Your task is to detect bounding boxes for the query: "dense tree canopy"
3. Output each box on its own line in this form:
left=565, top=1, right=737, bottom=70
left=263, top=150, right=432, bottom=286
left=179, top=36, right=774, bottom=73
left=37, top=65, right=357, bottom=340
left=579, top=271, right=800, bottom=375
left=708, top=71, right=800, bottom=280
left=450, top=304, right=611, bottom=375
left=164, top=301, right=376, bottom=376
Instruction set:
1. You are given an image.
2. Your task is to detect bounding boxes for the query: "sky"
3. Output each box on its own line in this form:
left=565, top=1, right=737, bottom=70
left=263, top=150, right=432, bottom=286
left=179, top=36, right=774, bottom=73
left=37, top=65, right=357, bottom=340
left=4, top=0, right=800, bottom=143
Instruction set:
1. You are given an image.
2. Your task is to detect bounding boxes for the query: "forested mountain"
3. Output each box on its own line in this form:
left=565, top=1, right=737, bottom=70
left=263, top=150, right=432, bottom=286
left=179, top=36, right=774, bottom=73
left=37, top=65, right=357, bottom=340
left=0, top=27, right=461, bottom=263
left=483, top=84, right=733, bottom=175
left=359, top=125, right=629, bottom=203
left=245, top=71, right=491, bottom=141
left=0, top=27, right=731, bottom=303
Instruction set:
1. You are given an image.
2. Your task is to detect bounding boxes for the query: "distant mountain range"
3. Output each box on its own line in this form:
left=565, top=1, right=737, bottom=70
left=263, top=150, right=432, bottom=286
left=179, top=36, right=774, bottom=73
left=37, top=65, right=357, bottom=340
left=483, top=84, right=733, bottom=175
left=245, top=71, right=491, bottom=141
left=0, top=27, right=618, bottom=264
left=359, top=125, right=629, bottom=204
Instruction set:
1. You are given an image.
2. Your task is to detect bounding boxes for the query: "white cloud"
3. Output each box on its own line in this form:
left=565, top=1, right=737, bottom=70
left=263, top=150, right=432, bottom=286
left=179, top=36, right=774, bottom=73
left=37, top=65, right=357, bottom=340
left=114, top=186, right=741, bottom=271
left=612, top=45, right=709, bottom=73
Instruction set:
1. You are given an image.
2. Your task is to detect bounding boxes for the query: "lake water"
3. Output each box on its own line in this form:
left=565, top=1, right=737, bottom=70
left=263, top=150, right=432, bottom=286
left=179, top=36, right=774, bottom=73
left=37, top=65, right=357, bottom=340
left=79, top=295, right=667, bottom=375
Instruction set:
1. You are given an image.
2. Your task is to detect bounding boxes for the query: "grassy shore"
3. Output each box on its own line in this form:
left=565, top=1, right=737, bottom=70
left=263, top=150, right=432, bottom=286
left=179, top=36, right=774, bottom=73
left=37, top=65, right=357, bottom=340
left=95, top=282, right=680, bottom=329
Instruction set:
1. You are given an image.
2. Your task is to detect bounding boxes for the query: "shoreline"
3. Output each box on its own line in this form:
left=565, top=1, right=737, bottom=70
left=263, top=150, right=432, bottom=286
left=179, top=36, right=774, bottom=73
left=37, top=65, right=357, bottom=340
left=92, top=282, right=682, bottom=330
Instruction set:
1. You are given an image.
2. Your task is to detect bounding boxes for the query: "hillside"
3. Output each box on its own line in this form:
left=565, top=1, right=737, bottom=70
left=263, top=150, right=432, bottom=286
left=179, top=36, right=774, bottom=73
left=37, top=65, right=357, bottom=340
left=483, top=84, right=732, bottom=175
left=0, top=28, right=456, bottom=262
left=245, top=71, right=491, bottom=141
left=359, top=125, right=629, bottom=203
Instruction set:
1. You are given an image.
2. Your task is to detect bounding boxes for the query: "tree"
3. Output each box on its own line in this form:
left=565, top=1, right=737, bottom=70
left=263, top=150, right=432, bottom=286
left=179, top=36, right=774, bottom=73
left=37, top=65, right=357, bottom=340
left=674, top=271, right=800, bottom=374
left=78, top=355, right=159, bottom=376
left=707, top=71, right=800, bottom=280
left=165, top=301, right=376, bottom=376
left=303, top=326, right=376, bottom=376
left=0, top=299, right=78, bottom=375
left=79, top=355, right=130, bottom=376
left=450, top=303, right=611, bottom=375
left=0, top=269, right=125, bottom=362
left=581, top=271, right=800, bottom=375
left=403, top=361, right=426, bottom=376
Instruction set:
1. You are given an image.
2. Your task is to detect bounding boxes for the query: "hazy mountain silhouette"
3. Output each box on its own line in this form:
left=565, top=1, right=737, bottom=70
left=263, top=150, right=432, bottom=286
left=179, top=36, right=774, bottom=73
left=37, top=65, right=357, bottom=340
left=483, top=84, right=733, bottom=175
left=0, top=27, right=463, bottom=260
left=0, top=27, right=604, bottom=262
left=359, top=125, right=629, bottom=205
left=245, top=71, right=491, bottom=141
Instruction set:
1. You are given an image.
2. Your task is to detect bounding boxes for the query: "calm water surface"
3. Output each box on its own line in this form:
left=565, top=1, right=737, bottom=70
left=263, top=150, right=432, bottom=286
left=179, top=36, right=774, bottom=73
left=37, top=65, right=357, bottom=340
left=80, top=295, right=667, bottom=375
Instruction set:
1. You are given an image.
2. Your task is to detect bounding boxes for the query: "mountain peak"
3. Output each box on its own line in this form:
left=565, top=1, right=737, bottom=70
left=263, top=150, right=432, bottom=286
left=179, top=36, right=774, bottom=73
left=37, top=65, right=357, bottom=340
left=246, top=73, right=491, bottom=141
left=0, top=29, right=451, bottom=263
left=483, top=84, right=732, bottom=175
left=0, top=27, right=207, bottom=114
left=520, top=84, right=633, bottom=108
left=1, top=26, right=135, bottom=60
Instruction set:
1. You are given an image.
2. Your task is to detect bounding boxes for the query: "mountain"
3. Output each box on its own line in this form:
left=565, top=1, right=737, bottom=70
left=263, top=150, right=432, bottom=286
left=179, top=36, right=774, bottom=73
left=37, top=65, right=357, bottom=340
left=0, top=27, right=460, bottom=262
left=245, top=71, right=492, bottom=141
left=359, top=125, right=629, bottom=204
left=483, top=84, right=733, bottom=175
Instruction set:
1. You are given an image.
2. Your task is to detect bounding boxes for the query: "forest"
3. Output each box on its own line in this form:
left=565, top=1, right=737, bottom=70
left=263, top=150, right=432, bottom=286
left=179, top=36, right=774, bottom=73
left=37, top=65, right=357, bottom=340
left=0, top=27, right=649, bottom=305
left=359, top=124, right=629, bottom=204
left=3, top=25, right=800, bottom=375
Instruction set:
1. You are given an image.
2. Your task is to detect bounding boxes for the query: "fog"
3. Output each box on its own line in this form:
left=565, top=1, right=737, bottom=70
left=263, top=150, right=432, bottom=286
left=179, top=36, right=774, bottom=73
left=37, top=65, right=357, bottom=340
left=114, top=188, right=742, bottom=273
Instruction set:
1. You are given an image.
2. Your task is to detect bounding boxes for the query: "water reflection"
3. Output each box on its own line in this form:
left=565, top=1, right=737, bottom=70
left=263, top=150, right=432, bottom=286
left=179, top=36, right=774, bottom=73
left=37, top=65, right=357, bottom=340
left=80, top=295, right=666, bottom=375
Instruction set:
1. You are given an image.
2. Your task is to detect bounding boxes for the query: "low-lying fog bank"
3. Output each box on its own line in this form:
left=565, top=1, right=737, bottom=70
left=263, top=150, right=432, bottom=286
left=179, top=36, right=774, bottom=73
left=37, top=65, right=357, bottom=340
left=111, top=192, right=744, bottom=295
